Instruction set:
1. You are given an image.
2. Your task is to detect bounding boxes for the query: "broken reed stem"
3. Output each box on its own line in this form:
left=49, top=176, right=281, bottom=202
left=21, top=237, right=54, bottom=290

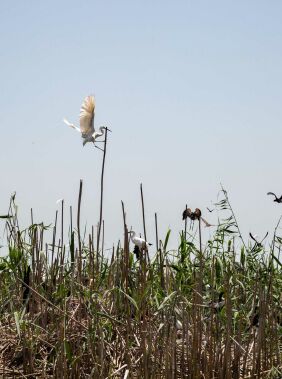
left=184, top=204, right=188, bottom=240
left=101, top=220, right=105, bottom=266
left=140, top=183, right=150, bottom=263
left=97, top=127, right=108, bottom=254
left=30, top=208, right=34, bottom=225
left=121, top=200, right=131, bottom=369
left=155, top=212, right=159, bottom=251
left=61, top=199, right=64, bottom=252
left=140, top=184, right=147, bottom=243
left=77, top=179, right=83, bottom=282
left=121, top=200, right=129, bottom=292
left=70, top=205, right=73, bottom=235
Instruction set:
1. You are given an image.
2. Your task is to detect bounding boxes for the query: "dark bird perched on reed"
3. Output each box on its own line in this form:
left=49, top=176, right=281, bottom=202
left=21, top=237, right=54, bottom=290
left=182, top=207, right=212, bottom=227
left=182, top=207, right=201, bottom=221
left=267, top=192, right=282, bottom=203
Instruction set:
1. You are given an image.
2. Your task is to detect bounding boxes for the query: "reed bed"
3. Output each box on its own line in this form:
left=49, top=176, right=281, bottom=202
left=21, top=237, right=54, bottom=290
left=0, top=186, right=281, bottom=379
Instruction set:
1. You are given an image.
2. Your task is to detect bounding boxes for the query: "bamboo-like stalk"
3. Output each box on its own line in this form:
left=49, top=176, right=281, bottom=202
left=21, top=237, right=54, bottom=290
left=96, top=128, right=109, bottom=254
left=77, top=179, right=83, bottom=283
left=140, top=183, right=150, bottom=263
left=155, top=212, right=159, bottom=251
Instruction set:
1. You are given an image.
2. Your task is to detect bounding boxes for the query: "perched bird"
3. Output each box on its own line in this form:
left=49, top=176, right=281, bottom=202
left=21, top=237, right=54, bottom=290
left=129, top=231, right=152, bottom=258
left=182, top=208, right=212, bottom=227
left=182, top=208, right=201, bottom=221
left=64, top=95, right=111, bottom=147
left=267, top=192, right=282, bottom=203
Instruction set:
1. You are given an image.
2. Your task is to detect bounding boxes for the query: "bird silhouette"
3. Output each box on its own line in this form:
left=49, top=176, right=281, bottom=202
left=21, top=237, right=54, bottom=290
left=182, top=208, right=201, bottom=221
left=64, top=95, right=111, bottom=147
left=267, top=192, right=282, bottom=203
left=207, top=207, right=215, bottom=213
left=182, top=208, right=212, bottom=227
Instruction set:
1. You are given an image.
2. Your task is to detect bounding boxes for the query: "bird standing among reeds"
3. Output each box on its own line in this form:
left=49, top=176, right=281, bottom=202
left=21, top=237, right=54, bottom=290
left=129, top=231, right=152, bottom=259
left=267, top=192, right=282, bottom=203
left=64, top=95, right=111, bottom=147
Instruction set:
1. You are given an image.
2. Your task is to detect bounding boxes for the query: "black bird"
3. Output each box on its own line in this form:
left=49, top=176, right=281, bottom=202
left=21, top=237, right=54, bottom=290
left=267, top=192, right=282, bottom=203
left=182, top=207, right=201, bottom=221
left=207, top=207, right=214, bottom=213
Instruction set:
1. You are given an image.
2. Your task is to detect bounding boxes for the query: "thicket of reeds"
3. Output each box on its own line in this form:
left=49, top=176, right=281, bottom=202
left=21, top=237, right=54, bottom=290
left=0, top=184, right=281, bottom=378
left=0, top=126, right=281, bottom=378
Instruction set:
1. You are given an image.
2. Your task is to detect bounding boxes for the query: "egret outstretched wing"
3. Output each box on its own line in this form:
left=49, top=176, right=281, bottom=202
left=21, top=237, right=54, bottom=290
left=63, top=118, right=81, bottom=133
left=80, top=95, right=95, bottom=136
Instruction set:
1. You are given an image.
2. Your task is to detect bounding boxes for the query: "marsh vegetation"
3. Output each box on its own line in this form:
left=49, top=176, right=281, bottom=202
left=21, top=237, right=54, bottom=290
left=0, top=185, right=281, bottom=378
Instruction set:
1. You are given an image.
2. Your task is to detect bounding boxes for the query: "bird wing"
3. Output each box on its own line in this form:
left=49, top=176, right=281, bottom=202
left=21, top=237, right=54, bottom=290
left=267, top=192, right=277, bottom=198
left=79, top=95, right=95, bottom=136
left=182, top=208, right=192, bottom=220
left=194, top=208, right=202, bottom=219
left=63, top=118, right=81, bottom=133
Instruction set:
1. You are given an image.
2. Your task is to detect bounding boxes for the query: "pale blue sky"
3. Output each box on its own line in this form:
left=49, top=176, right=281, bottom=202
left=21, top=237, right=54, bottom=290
left=1, top=1, right=282, bottom=250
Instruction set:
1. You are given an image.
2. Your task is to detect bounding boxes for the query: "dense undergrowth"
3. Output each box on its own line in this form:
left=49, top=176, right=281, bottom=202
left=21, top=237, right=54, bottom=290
left=0, top=189, right=281, bottom=378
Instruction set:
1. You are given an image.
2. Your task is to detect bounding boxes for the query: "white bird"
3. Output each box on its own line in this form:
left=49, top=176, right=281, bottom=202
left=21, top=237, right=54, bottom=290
left=128, top=231, right=152, bottom=259
left=63, top=95, right=110, bottom=147
left=128, top=231, right=152, bottom=250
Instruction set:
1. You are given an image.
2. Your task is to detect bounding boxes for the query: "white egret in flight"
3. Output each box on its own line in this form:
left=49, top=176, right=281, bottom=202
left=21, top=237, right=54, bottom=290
left=63, top=95, right=111, bottom=147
